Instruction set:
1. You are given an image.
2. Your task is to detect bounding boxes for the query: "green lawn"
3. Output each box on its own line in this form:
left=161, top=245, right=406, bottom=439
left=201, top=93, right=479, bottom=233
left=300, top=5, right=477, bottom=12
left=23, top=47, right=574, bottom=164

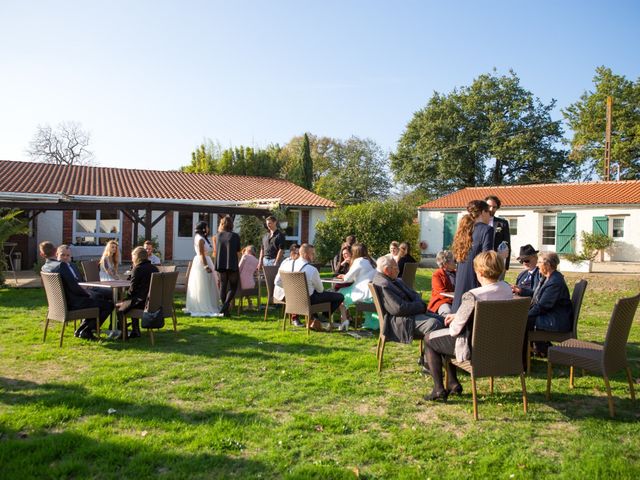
left=1, top=269, right=639, bottom=479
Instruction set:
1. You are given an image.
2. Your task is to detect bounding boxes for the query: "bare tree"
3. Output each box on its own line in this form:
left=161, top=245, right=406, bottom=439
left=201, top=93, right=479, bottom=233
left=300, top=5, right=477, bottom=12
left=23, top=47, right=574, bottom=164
left=27, top=121, right=94, bottom=165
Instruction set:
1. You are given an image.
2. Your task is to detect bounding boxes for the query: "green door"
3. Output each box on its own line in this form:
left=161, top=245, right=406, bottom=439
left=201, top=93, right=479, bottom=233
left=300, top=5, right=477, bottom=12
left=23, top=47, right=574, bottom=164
left=443, top=213, right=457, bottom=250
left=593, top=216, right=609, bottom=235
left=556, top=213, right=576, bottom=254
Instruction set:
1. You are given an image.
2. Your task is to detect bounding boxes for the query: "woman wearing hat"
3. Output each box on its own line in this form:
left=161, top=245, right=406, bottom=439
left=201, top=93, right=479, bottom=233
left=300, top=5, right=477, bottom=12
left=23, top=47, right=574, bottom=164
left=512, top=244, right=541, bottom=296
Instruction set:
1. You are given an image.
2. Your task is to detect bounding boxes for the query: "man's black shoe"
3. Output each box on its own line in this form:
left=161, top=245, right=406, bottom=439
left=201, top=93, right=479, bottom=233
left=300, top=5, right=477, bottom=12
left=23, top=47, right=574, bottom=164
left=79, top=330, right=98, bottom=341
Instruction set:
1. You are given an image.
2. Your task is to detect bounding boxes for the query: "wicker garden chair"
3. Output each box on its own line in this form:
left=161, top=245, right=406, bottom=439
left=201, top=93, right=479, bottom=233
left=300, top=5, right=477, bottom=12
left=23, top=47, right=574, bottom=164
left=527, top=279, right=588, bottom=373
left=174, top=261, right=191, bottom=294
left=279, top=271, right=333, bottom=335
left=262, top=265, right=285, bottom=322
left=121, top=271, right=178, bottom=345
left=399, top=262, right=418, bottom=290
left=447, top=297, right=531, bottom=420
left=81, top=259, right=100, bottom=282
left=369, top=282, right=424, bottom=373
left=156, top=265, right=177, bottom=273
left=41, top=272, right=100, bottom=347
left=546, top=293, right=640, bottom=418
left=235, top=271, right=261, bottom=315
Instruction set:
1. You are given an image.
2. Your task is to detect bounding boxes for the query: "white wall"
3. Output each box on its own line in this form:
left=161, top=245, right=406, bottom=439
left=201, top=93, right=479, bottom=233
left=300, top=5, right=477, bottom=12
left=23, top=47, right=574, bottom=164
left=309, top=209, right=327, bottom=244
left=37, top=211, right=63, bottom=247
left=419, top=211, right=450, bottom=255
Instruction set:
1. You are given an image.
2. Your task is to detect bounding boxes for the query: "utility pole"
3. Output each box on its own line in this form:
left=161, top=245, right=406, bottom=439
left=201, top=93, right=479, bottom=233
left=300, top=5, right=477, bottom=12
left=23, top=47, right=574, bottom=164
left=604, top=96, right=612, bottom=181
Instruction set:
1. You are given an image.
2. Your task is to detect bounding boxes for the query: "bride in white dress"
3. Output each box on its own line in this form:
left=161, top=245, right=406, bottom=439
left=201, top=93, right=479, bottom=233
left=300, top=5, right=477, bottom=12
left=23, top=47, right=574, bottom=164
left=184, top=221, right=221, bottom=317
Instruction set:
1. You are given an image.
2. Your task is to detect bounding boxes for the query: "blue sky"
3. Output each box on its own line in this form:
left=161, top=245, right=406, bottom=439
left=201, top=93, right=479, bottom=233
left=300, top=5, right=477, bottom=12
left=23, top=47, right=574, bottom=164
left=1, top=0, right=638, bottom=171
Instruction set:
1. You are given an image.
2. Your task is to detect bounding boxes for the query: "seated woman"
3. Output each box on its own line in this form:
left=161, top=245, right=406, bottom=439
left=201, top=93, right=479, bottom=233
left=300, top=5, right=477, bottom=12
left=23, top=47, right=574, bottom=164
left=428, top=250, right=456, bottom=316
left=333, top=244, right=352, bottom=276
left=423, top=251, right=512, bottom=402
left=528, top=251, right=573, bottom=334
left=238, top=245, right=259, bottom=308
left=116, top=246, right=159, bottom=339
left=337, top=243, right=377, bottom=330
left=397, top=242, right=417, bottom=277
left=99, top=240, right=120, bottom=281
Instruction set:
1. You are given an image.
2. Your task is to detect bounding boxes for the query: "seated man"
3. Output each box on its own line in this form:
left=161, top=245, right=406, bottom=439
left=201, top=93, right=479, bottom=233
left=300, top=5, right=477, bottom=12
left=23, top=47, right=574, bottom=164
left=144, top=240, right=161, bottom=265
left=512, top=244, right=540, bottom=297
left=56, top=244, right=84, bottom=281
left=275, top=243, right=343, bottom=331
left=273, top=243, right=301, bottom=325
left=40, top=241, right=113, bottom=341
left=372, top=255, right=443, bottom=346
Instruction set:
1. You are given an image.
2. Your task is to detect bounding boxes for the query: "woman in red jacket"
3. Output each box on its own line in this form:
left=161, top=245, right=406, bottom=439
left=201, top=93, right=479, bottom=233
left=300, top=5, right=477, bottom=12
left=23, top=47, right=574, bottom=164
left=428, top=250, right=456, bottom=315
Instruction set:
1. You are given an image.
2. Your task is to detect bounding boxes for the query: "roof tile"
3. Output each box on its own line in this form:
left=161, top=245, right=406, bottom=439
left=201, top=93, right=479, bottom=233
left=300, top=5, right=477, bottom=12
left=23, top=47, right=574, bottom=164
left=419, top=181, right=640, bottom=209
left=0, top=160, right=335, bottom=208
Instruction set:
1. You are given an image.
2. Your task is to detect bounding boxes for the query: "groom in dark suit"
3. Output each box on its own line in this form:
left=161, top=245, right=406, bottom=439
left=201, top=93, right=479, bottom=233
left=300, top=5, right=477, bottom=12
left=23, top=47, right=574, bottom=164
left=40, top=241, right=113, bottom=340
left=485, top=195, right=511, bottom=271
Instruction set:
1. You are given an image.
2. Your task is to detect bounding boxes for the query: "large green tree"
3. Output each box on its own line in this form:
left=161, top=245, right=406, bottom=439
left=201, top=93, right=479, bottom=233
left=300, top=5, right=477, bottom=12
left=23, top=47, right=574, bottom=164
left=563, top=66, right=640, bottom=180
left=314, top=136, right=391, bottom=205
left=391, top=70, right=568, bottom=196
left=181, top=141, right=281, bottom=177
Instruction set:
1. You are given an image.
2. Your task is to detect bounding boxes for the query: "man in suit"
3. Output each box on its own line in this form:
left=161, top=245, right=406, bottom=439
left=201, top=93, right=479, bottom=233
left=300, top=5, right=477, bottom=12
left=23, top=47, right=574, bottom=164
left=56, top=244, right=84, bottom=281
left=512, top=244, right=541, bottom=297
left=40, top=241, right=113, bottom=341
left=372, top=256, right=443, bottom=346
left=485, top=195, right=511, bottom=273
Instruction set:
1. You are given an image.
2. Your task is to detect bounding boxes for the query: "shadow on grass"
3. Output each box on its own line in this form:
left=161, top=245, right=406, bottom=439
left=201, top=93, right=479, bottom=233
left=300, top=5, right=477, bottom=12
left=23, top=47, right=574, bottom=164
left=0, top=427, right=275, bottom=479
left=0, top=377, right=264, bottom=427
left=98, top=324, right=358, bottom=361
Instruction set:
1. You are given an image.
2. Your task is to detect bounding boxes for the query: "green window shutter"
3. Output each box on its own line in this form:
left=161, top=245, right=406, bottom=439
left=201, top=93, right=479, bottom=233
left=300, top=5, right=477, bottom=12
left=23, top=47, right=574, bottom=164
left=556, top=213, right=576, bottom=254
left=443, top=213, right=457, bottom=250
left=592, top=216, right=609, bottom=236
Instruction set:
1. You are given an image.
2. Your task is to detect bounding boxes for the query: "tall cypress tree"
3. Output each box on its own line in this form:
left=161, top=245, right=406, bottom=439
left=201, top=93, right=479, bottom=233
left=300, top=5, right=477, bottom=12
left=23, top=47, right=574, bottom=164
left=301, top=133, right=313, bottom=190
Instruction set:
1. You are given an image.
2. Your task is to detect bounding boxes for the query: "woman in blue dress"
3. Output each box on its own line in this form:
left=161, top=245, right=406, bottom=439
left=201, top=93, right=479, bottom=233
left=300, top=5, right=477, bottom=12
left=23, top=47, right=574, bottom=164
left=451, top=200, right=493, bottom=312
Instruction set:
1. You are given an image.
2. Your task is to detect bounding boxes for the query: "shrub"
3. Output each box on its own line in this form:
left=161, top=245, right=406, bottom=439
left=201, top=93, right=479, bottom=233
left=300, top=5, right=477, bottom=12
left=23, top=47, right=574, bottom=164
left=314, top=201, right=416, bottom=263
left=561, top=231, right=615, bottom=263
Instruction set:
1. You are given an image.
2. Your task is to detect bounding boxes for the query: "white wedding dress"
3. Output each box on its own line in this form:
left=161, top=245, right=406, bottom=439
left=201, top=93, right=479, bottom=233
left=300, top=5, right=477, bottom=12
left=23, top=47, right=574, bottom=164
left=184, top=233, right=221, bottom=317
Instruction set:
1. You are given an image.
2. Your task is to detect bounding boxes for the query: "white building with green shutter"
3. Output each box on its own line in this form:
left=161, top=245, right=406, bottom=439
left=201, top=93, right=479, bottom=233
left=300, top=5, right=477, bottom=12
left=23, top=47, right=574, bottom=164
left=417, top=180, right=640, bottom=263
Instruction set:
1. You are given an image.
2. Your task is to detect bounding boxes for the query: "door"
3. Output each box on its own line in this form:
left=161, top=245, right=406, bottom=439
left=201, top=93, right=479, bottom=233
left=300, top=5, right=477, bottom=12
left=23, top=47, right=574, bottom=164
left=556, top=213, right=576, bottom=254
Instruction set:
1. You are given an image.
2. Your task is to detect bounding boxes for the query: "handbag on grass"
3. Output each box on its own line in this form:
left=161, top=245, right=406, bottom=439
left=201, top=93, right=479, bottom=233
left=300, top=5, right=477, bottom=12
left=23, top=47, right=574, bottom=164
left=141, top=307, right=164, bottom=329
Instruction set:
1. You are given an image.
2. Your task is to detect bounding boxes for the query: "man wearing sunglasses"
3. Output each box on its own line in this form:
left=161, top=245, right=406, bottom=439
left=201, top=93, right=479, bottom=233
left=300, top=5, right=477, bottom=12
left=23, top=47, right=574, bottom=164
left=512, top=244, right=540, bottom=296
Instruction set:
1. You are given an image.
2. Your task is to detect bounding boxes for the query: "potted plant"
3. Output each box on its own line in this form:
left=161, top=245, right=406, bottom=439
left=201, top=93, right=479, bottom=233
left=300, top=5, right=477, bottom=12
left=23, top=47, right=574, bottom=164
left=561, top=231, right=615, bottom=273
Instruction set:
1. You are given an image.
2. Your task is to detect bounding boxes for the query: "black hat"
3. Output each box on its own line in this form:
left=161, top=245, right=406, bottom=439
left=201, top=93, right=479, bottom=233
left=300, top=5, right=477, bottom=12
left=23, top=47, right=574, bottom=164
left=517, top=244, right=539, bottom=260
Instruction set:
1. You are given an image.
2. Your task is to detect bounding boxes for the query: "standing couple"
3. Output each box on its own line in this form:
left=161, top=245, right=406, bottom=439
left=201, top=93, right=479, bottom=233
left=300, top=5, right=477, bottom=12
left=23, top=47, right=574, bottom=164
left=184, top=216, right=241, bottom=318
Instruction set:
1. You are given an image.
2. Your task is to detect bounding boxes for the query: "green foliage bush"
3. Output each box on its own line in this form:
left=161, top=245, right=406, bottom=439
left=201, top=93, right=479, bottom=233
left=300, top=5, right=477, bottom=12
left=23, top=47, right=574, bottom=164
left=562, top=231, right=615, bottom=262
left=314, top=201, right=416, bottom=262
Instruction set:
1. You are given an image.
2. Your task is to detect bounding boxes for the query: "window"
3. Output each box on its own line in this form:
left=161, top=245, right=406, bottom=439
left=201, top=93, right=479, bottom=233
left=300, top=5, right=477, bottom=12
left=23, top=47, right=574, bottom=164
left=73, top=210, right=121, bottom=246
left=542, top=215, right=556, bottom=246
left=612, top=218, right=624, bottom=238
left=507, top=218, right=518, bottom=236
left=284, top=210, right=300, bottom=241
left=177, top=212, right=193, bottom=237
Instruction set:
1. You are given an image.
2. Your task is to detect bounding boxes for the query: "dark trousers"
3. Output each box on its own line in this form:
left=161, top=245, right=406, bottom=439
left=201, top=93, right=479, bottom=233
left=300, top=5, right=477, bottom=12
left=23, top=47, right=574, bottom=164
left=424, top=330, right=460, bottom=393
left=219, top=270, right=239, bottom=314
left=74, top=290, right=113, bottom=333
left=310, top=290, right=344, bottom=315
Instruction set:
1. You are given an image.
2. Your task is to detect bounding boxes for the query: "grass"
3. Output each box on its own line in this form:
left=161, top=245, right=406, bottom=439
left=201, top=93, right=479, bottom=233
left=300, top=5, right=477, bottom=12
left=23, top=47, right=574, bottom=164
left=0, top=269, right=639, bottom=479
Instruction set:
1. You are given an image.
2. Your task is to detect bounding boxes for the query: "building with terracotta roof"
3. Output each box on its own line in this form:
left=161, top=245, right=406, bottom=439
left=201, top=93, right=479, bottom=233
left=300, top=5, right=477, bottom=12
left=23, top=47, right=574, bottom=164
left=418, top=180, right=640, bottom=264
left=0, top=160, right=335, bottom=267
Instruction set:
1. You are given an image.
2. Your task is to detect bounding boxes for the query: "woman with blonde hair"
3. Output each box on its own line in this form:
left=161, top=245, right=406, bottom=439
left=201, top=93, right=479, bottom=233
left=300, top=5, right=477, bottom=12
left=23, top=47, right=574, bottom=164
left=451, top=200, right=493, bottom=312
left=99, top=240, right=120, bottom=281
left=423, top=251, right=512, bottom=401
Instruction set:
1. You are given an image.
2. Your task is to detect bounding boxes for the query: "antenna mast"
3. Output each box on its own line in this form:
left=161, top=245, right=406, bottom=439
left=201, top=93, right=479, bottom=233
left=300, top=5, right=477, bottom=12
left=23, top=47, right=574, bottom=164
left=604, top=96, right=612, bottom=181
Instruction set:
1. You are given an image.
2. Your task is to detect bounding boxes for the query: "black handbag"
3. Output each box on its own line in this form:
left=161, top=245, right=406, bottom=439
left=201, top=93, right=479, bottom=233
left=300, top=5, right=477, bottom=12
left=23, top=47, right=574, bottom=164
left=141, top=307, right=164, bottom=329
